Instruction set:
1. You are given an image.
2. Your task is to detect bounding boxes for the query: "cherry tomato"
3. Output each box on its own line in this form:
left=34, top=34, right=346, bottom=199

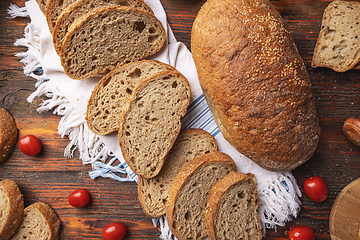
left=103, top=222, right=127, bottom=240
left=303, top=175, right=328, bottom=202
left=68, top=189, right=90, bottom=208
left=18, top=135, right=41, bottom=156
left=289, top=225, right=315, bottom=240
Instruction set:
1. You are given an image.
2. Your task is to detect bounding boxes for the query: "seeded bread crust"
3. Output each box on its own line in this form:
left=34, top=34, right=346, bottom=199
left=10, top=202, right=61, bottom=240
left=166, top=152, right=237, bottom=240
left=311, top=0, right=360, bottom=72
left=205, top=171, right=262, bottom=240
left=191, top=0, right=320, bottom=172
left=138, top=129, right=217, bottom=218
left=0, top=180, right=24, bottom=240
left=0, top=108, right=18, bottom=164
left=60, top=6, right=166, bottom=80
left=118, top=71, right=191, bottom=178
left=53, top=0, right=153, bottom=55
left=86, top=60, right=176, bottom=135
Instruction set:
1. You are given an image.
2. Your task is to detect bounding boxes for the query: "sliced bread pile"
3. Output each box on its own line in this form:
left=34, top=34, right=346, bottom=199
left=36, top=0, right=166, bottom=80
left=311, top=0, right=360, bottom=72
left=0, top=179, right=61, bottom=240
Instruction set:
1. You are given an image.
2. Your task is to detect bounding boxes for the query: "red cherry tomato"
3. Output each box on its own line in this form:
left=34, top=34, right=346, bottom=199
left=68, top=189, right=90, bottom=208
left=289, top=225, right=315, bottom=240
left=103, top=222, right=127, bottom=240
left=303, top=176, right=328, bottom=202
left=18, top=135, right=41, bottom=156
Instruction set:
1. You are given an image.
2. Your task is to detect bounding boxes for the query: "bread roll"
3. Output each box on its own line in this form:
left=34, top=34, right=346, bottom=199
left=191, top=0, right=320, bottom=171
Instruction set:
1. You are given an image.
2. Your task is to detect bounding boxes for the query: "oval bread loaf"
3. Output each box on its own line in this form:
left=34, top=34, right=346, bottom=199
left=60, top=6, right=166, bottom=80
left=0, top=180, right=24, bottom=240
left=118, top=71, right=191, bottom=178
left=53, top=0, right=153, bottom=55
left=166, top=151, right=237, bottom=240
left=191, top=0, right=320, bottom=172
left=0, top=107, right=18, bottom=164
left=138, top=129, right=217, bottom=218
left=10, top=202, right=61, bottom=240
left=86, top=60, right=176, bottom=135
left=205, top=171, right=262, bottom=240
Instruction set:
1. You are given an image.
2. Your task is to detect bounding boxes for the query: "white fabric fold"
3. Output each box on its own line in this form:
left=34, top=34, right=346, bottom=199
left=13, top=0, right=302, bottom=236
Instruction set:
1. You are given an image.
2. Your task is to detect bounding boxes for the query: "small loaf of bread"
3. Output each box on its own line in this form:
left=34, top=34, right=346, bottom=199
left=138, top=129, right=217, bottom=218
left=10, top=202, right=61, bottom=240
left=60, top=6, right=166, bottom=80
left=0, top=180, right=24, bottom=240
left=311, top=0, right=360, bottom=72
left=53, top=0, right=153, bottom=55
left=166, top=152, right=237, bottom=240
left=191, top=0, right=320, bottom=172
left=118, top=71, right=191, bottom=178
left=0, top=108, right=18, bottom=164
left=86, top=60, right=176, bottom=135
left=205, top=171, right=262, bottom=240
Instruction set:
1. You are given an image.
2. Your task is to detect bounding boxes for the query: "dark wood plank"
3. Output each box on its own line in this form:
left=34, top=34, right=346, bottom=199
left=1, top=0, right=360, bottom=239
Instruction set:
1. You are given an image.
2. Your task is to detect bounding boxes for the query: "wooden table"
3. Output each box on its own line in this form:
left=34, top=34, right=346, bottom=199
left=1, top=0, right=359, bottom=239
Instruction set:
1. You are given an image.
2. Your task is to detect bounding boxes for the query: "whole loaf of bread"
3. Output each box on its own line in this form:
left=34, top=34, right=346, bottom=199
left=191, top=0, right=320, bottom=171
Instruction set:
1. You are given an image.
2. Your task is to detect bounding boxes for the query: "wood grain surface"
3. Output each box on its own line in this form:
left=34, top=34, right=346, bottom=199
left=0, top=0, right=359, bottom=239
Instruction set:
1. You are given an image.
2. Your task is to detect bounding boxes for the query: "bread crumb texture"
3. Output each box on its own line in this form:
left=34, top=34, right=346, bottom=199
left=119, top=71, right=190, bottom=178
left=61, top=6, right=165, bottom=80
left=312, top=0, right=360, bottom=72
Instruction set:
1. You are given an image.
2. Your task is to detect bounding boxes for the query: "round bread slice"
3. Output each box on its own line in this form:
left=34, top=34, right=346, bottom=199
left=0, top=179, right=24, bottom=240
left=205, top=171, right=262, bottom=240
left=86, top=60, right=176, bottom=135
left=10, top=202, right=61, bottom=240
left=138, top=129, right=217, bottom=218
left=46, top=0, right=77, bottom=33
left=0, top=107, right=18, bottom=164
left=60, top=6, right=166, bottom=80
left=118, top=71, right=191, bottom=178
left=166, top=151, right=237, bottom=240
left=35, top=0, right=49, bottom=15
left=53, top=0, right=153, bottom=55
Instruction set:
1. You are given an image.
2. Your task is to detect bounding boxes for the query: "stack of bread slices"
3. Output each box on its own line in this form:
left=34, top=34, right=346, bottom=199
left=84, top=59, right=262, bottom=239
left=37, top=0, right=166, bottom=80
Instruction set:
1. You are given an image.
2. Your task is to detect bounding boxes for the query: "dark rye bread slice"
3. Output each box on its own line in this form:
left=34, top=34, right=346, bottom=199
left=166, top=152, right=237, bottom=240
left=0, top=180, right=24, bottom=240
left=60, top=6, right=166, bottom=80
left=86, top=60, right=176, bottom=135
left=118, top=71, right=191, bottom=178
left=311, top=0, right=360, bottom=72
left=138, top=129, right=217, bottom=218
left=205, top=171, right=262, bottom=240
left=10, top=202, right=61, bottom=240
left=53, top=0, right=153, bottom=55
left=192, top=0, right=320, bottom=172
left=35, top=0, right=49, bottom=15
left=0, top=107, right=18, bottom=164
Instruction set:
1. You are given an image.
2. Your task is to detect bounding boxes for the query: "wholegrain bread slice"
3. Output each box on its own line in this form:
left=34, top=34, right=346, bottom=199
left=35, top=0, right=49, bottom=15
left=166, top=152, right=237, bottom=240
left=205, top=171, right=262, bottom=240
left=311, top=0, right=360, bottom=72
left=60, top=6, right=166, bottom=80
left=0, top=180, right=24, bottom=240
left=46, top=0, right=77, bottom=33
left=138, top=129, right=217, bottom=218
left=86, top=60, right=176, bottom=135
left=53, top=0, right=153, bottom=55
left=10, top=202, right=61, bottom=240
left=0, top=108, right=18, bottom=164
left=118, top=71, right=191, bottom=178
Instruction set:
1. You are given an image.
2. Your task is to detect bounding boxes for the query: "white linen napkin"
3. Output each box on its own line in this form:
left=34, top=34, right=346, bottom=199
left=12, top=0, right=302, bottom=236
